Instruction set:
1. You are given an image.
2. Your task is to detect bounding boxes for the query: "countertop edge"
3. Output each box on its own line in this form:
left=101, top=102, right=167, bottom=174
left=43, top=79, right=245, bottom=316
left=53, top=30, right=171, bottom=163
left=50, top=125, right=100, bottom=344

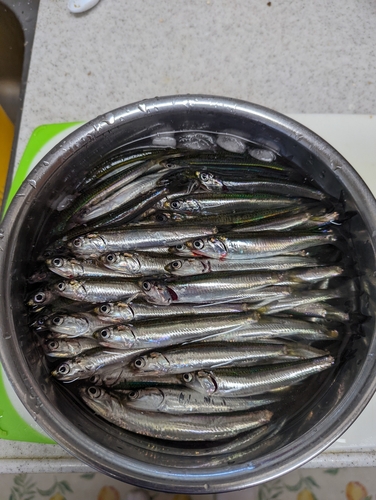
left=1, top=451, right=376, bottom=474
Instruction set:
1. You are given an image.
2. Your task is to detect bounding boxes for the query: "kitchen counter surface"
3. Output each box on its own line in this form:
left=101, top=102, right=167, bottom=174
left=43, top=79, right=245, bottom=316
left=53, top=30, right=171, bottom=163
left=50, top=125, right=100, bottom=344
left=2, top=0, right=376, bottom=475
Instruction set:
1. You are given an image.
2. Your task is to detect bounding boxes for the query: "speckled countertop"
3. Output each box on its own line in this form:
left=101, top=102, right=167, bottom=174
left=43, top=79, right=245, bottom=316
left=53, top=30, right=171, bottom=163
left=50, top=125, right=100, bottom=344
left=3, top=0, right=376, bottom=475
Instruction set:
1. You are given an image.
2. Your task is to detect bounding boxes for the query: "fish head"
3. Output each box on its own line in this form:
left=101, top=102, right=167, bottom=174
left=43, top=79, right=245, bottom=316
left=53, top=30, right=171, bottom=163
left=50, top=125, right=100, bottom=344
left=165, top=258, right=208, bottom=276
left=180, top=370, right=217, bottom=395
left=46, top=257, right=84, bottom=279
left=52, top=358, right=89, bottom=382
left=46, top=313, right=89, bottom=336
left=30, top=313, right=50, bottom=331
left=95, top=325, right=136, bottom=349
left=126, top=387, right=164, bottom=410
left=102, top=252, right=141, bottom=274
left=67, top=233, right=107, bottom=257
left=164, top=197, right=201, bottom=215
left=197, top=171, right=223, bottom=191
left=95, top=302, right=134, bottom=322
left=168, top=242, right=195, bottom=257
left=42, top=339, right=61, bottom=356
left=27, top=288, right=56, bottom=308
left=141, top=279, right=172, bottom=305
left=186, top=236, right=227, bottom=258
left=79, top=386, right=115, bottom=417
left=133, top=352, right=170, bottom=373
left=53, top=279, right=86, bottom=301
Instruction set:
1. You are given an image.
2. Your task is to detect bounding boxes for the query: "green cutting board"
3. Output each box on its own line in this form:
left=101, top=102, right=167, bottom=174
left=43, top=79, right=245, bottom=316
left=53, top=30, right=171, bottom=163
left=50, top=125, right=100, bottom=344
left=0, top=121, right=84, bottom=443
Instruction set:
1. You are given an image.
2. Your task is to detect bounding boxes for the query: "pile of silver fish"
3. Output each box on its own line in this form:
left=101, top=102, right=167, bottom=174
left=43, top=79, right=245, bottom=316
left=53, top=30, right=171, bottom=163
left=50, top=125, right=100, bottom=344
left=26, top=139, right=357, bottom=457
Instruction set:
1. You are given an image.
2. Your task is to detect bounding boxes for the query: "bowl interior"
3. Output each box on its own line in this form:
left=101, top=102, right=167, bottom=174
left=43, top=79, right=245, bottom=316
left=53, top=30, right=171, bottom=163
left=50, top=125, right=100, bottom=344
left=2, top=96, right=376, bottom=492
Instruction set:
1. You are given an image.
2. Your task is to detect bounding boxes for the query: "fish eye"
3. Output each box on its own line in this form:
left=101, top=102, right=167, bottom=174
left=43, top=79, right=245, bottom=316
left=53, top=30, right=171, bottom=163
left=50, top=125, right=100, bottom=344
left=34, top=292, right=46, bottom=303
left=100, top=304, right=111, bottom=314
left=193, top=239, right=204, bottom=249
left=37, top=316, right=47, bottom=325
left=88, top=386, right=101, bottom=398
left=57, top=282, right=66, bottom=291
left=171, top=260, right=182, bottom=269
left=106, top=253, right=116, bottom=262
left=155, top=213, right=168, bottom=222
left=128, top=390, right=139, bottom=400
left=100, top=328, right=111, bottom=339
left=170, top=200, right=181, bottom=210
left=175, top=244, right=184, bottom=251
left=52, top=258, right=64, bottom=267
left=89, top=375, right=99, bottom=384
left=134, top=357, right=146, bottom=369
left=73, top=238, right=82, bottom=247
left=52, top=316, right=64, bottom=325
left=183, top=373, right=193, bottom=382
left=58, top=363, right=70, bottom=375
left=48, top=340, right=58, bottom=349
left=142, top=281, right=152, bottom=291
left=200, top=172, right=210, bottom=181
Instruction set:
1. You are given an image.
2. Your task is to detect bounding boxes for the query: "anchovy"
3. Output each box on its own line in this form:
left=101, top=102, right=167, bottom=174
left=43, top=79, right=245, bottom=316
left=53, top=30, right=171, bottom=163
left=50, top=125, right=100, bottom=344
left=80, top=149, right=170, bottom=188
left=67, top=226, right=218, bottom=258
left=79, top=386, right=273, bottom=440
left=139, top=205, right=303, bottom=228
left=132, top=342, right=289, bottom=375
left=195, top=170, right=326, bottom=200
left=140, top=269, right=328, bottom=306
left=94, top=312, right=259, bottom=349
left=181, top=355, right=335, bottom=397
left=164, top=255, right=322, bottom=277
left=76, top=171, right=172, bottom=223
left=94, top=301, right=255, bottom=322
left=159, top=192, right=301, bottom=215
left=123, top=386, right=278, bottom=414
left=175, top=232, right=337, bottom=260
left=52, top=279, right=141, bottom=303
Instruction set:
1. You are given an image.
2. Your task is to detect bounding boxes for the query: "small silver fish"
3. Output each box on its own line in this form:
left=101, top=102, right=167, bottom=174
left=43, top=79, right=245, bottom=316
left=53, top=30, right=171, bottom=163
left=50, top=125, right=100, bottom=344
left=123, top=386, right=278, bottom=414
left=80, top=386, right=273, bottom=441
left=164, top=255, right=322, bottom=277
left=94, top=301, right=254, bottom=322
left=132, top=342, right=288, bottom=375
left=177, top=232, right=337, bottom=260
left=160, top=193, right=300, bottom=215
left=67, top=226, right=218, bottom=258
left=95, top=312, right=259, bottom=350
left=195, top=171, right=326, bottom=200
left=181, top=355, right=335, bottom=397
left=141, top=273, right=292, bottom=305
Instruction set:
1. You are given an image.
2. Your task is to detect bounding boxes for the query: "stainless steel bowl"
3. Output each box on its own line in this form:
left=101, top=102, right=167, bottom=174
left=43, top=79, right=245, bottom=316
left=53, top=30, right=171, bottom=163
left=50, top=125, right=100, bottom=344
left=1, top=95, right=376, bottom=493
